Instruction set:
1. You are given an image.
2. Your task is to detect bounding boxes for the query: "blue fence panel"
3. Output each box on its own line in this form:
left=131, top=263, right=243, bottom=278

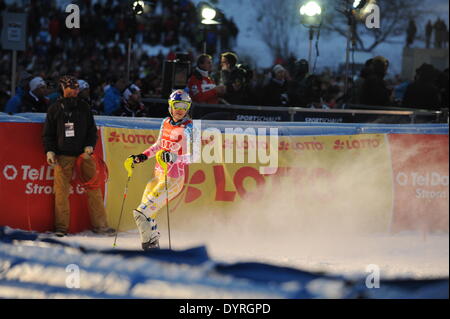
left=1, top=112, right=448, bottom=135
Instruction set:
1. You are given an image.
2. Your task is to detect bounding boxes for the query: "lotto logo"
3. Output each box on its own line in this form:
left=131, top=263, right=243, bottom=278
left=333, top=138, right=381, bottom=150
left=108, top=131, right=156, bottom=144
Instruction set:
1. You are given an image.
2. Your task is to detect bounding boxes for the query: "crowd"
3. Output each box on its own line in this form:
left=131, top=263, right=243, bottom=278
left=407, top=18, right=449, bottom=49
left=187, top=53, right=449, bottom=111
left=425, top=18, right=449, bottom=49
left=0, top=0, right=238, bottom=116
left=1, top=0, right=448, bottom=118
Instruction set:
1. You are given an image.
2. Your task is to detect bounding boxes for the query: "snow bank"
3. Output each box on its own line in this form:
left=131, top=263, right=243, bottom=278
left=0, top=227, right=447, bottom=299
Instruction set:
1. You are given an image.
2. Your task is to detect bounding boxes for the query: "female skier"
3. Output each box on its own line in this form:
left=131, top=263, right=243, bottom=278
left=129, top=89, right=193, bottom=250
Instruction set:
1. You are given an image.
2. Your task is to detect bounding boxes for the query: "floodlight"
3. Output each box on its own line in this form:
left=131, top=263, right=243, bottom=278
left=300, top=1, right=322, bottom=17
left=132, top=1, right=145, bottom=15
left=352, top=0, right=367, bottom=10
left=299, top=1, right=323, bottom=27
left=198, top=2, right=220, bottom=25
left=201, top=7, right=216, bottom=21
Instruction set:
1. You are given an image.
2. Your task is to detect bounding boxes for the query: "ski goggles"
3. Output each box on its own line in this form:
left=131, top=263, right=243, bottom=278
left=169, top=100, right=191, bottom=111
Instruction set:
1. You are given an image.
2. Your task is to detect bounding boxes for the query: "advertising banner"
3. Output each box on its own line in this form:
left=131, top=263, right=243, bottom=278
left=388, top=134, right=449, bottom=233
left=1, top=12, right=27, bottom=51
left=1, top=121, right=447, bottom=234
left=102, top=126, right=161, bottom=231
left=103, top=125, right=393, bottom=233
left=0, top=123, right=105, bottom=233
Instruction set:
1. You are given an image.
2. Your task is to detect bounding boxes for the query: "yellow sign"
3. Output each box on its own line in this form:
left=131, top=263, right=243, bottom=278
left=103, top=127, right=161, bottom=231
left=103, top=126, right=393, bottom=233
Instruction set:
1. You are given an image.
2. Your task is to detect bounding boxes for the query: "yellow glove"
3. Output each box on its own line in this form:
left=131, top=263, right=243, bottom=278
left=156, top=150, right=168, bottom=175
left=124, top=156, right=135, bottom=178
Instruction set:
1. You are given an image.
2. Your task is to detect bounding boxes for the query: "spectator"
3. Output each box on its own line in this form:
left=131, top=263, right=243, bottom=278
left=144, top=72, right=163, bottom=97
left=114, top=84, right=148, bottom=117
left=222, top=65, right=252, bottom=105
left=437, top=68, right=449, bottom=108
left=42, top=75, right=114, bottom=237
left=392, top=76, right=410, bottom=105
left=323, top=84, right=341, bottom=109
left=46, top=72, right=62, bottom=105
left=262, top=64, right=289, bottom=106
left=359, top=56, right=392, bottom=106
left=434, top=18, right=447, bottom=49
left=77, top=79, right=102, bottom=115
left=4, top=71, right=33, bottom=114
left=77, top=79, right=91, bottom=104
left=287, top=59, right=310, bottom=107
left=187, top=54, right=225, bottom=104
left=217, top=52, right=253, bottom=105
left=352, top=58, right=373, bottom=104
left=406, top=19, right=417, bottom=48
left=48, top=14, right=61, bottom=42
left=103, top=77, right=127, bottom=115
left=20, top=76, right=49, bottom=113
left=218, top=51, right=239, bottom=87
left=402, top=63, right=440, bottom=109
left=303, top=74, right=327, bottom=108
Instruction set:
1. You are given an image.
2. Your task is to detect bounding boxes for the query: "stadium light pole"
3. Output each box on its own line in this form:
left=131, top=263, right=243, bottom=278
left=342, top=0, right=368, bottom=101
left=128, top=1, right=148, bottom=82
left=299, top=1, right=323, bottom=68
left=198, top=2, right=221, bottom=54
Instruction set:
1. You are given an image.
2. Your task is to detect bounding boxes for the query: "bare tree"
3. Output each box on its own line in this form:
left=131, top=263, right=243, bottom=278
left=253, top=0, right=303, bottom=62
left=323, top=0, right=431, bottom=52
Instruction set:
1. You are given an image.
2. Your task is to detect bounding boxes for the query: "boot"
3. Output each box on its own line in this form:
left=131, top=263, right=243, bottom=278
left=142, top=234, right=160, bottom=250
left=92, top=227, right=116, bottom=236
left=54, top=230, right=67, bottom=237
left=54, top=228, right=67, bottom=237
left=133, top=209, right=160, bottom=250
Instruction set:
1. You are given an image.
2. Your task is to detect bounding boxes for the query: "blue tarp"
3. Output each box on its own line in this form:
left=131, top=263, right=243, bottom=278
left=0, top=227, right=448, bottom=299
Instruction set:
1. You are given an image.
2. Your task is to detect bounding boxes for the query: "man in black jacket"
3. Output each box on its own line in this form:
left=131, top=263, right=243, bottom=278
left=42, top=75, right=114, bottom=237
left=402, top=63, right=441, bottom=109
left=359, top=56, right=392, bottom=107
left=263, top=64, right=289, bottom=106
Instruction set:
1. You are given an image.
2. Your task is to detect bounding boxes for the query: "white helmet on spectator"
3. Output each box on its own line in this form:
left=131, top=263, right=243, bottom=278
left=123, top=84, right=141, bottom=101
left=77, top=79, right=90, bottom=91
left=29, top=77, right=46, bottom=92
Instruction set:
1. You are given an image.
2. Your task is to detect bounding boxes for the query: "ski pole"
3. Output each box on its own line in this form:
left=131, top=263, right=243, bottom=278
left=156, top=150, right=172, bottom=250
left=163, top=169, right=171, bottom=250
left=113, top=156, right=134, bottom=248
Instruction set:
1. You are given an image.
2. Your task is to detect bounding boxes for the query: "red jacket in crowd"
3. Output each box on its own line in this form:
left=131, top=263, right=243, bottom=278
left=187, top=67, right=219, bottom=104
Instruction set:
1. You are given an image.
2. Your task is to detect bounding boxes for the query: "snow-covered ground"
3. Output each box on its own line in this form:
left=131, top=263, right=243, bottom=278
left=2, top=225, right=447, bottom=299
left=57, top=228, right=449, bottom=280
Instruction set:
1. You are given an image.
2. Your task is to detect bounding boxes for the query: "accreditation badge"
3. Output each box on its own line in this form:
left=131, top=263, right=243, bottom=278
left=65, top=122, right=75, bottom=137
